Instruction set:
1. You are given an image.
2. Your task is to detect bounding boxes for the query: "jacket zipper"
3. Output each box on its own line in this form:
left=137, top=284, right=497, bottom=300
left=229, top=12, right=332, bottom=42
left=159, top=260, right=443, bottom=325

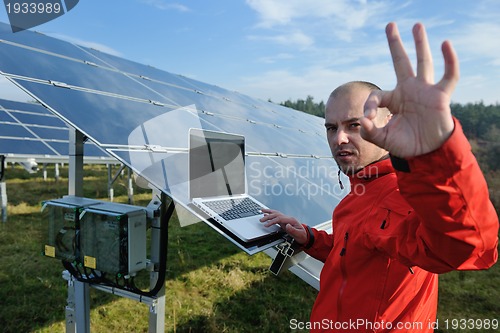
left=340, top=232, right=348, bottom=256
left=380, top=209, right=391, bottom=229
left=378, top=211, right=414, bottom=274
left=337, top=232, right=349, bottom=319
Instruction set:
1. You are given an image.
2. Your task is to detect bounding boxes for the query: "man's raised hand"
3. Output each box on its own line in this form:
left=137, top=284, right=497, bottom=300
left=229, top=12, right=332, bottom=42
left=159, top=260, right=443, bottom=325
left=360, top=22, right=459, bottom=158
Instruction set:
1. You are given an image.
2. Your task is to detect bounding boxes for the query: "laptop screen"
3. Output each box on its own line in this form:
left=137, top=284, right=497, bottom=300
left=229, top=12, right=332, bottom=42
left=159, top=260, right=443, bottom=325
left=189, top=129, right=246, bottom=199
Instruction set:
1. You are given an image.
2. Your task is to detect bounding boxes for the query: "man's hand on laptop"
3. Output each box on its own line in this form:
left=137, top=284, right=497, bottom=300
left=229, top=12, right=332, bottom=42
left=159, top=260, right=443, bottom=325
left=260, top=209, right=307, bottom=245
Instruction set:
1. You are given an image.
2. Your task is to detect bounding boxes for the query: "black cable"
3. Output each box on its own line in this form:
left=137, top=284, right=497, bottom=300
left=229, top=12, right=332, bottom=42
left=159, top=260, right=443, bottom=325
left=141, top=197, right=173, bottom=297
left=62, top=261, right=82, bottom=280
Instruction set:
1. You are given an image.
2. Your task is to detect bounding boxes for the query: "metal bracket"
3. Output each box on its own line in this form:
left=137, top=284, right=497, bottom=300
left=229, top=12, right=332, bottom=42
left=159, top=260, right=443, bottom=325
left=49, top=80, right=70, bottom=88
left=62, top=270, right=76, bottom=333
left=149, top=298, right=159, bottom=314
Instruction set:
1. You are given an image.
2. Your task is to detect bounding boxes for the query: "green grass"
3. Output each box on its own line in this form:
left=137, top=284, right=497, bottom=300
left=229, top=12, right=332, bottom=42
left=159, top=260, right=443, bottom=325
left=0, top=164, right=498, bottom=333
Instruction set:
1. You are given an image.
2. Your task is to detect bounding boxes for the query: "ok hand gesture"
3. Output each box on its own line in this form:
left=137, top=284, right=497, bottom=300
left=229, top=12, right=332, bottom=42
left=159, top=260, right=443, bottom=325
left=361, top=22, right=459, bottom=158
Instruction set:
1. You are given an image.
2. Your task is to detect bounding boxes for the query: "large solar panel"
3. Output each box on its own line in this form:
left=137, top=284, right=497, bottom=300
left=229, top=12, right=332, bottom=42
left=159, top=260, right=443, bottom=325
left=0, top=97, right=112, bottom=163
left=0, top=22, right=346, bottom=254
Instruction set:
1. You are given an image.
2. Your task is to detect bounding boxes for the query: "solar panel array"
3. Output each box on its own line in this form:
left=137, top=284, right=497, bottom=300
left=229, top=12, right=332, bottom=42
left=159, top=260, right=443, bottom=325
left=0, top=97, right=111, bottom=163
left=0, top=22, right=346, bottom=252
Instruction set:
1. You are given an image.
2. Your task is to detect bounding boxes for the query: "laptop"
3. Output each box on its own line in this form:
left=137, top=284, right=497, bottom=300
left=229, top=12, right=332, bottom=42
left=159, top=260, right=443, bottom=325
left=189, top=128, right=282, bottom=242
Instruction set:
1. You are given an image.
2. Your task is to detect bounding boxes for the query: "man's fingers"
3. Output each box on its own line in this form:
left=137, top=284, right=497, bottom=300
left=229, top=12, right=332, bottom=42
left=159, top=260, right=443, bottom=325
left=364, top=89, right=393, bottom=114
left=386, top=22, right=414, bottom=82
left=413, top=23, right=434, bottom=83
left=362, top=90, right=391, bottom=148
left=363, top=90, right=385, bottom=142
left=259, top=210, right=306, bottom=243
left=261, top=215, right=279, bottom=227
left=360, top=116, right=383, bottom=147
left=364, top=90, right=381, bottom=118
left=259, top=210, right=276, bottom=222
left=437, top=40, right=459, bottom=95
left=260, top=211, right=285, bottom=227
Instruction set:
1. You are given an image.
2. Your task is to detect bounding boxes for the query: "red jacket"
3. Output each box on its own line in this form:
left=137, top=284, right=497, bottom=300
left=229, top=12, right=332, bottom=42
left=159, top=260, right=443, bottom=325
left=305, top=120, right=498, bottom=332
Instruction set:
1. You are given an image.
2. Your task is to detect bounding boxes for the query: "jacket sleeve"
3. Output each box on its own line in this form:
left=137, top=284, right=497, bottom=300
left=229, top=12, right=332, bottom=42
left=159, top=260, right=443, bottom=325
left=303, top=226, right=334, bottom=263
left=368, top=118, right=498, bottom=273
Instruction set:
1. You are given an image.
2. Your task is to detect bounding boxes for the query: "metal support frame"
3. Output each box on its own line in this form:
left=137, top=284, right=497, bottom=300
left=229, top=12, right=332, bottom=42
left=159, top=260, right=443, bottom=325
left=68, top=129, right=84, bottom=197
left=127, top=167, right=134, bottom=204
left=107, top=163, right=135, bottom=204
left=1, top=181, right=7, bottom=223
left=148, top=191, right=167, bottom=332
left=1, top=155, right=6, bottom=223
left=64, top=128, right=168, bottom=332
left=55, top=163, right=60, bottom=182
left=107, top=164, right=114, bottom=201
left=42, top=163, right=61, bottom=182
left=66, top=128, right=90, bottom=333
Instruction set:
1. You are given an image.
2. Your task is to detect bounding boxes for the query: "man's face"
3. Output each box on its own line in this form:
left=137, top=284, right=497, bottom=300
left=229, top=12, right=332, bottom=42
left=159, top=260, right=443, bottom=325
left=325, top=85, right=388, bottom=175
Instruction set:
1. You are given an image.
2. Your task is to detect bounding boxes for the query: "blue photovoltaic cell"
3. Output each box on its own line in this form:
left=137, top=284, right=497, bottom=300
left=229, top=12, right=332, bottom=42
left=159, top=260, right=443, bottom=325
left=4, top=82, right=186, bottom=147
left=0, top=99, right=52, bottom=114
left=81, top=47, right=202, bottom=91
left=0, top=111, right=13, bottom=121
left=0, top=122, right=35, bottom=138
left=0, top=22, right=345, bottom=251
left=0, top=23, right=110, bottom=68
left=2, top=138, right=57, bottom=155
left=0, top=97, right=109, bottom=159
left=82, top=47, right=326, bottom=133
left=8, top=79, right=330, bottom=158
left=29, top=127, right=68, bottom=141
left=12, top=112, right=66, bottom=127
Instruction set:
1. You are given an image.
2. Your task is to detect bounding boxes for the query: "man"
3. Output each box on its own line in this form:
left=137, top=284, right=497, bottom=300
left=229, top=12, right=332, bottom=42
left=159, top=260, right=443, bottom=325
left=260, top=22, right=498, bottom=332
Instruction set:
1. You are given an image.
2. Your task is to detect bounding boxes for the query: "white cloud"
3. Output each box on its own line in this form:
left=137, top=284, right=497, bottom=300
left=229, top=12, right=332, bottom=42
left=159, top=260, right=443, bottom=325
left=248, top=31, right=314, bottom=48
left=453, top=74, right=499, bottom=105
left=239, top=0, right=500, bottom=105
left=139, top=0, right=190, bottom=12
left=247, top=0, right=350, bottom=27
left=452, top=22, right=500, bottom=67
left=237, top=62, right=396, bottom=104
left=246, top=0, right=387, bottom=32
left=257, top=53, right=295, bottom=64
left=237, top=60, right=499, bottom=106
left=46, top=33, right=123, bottom=57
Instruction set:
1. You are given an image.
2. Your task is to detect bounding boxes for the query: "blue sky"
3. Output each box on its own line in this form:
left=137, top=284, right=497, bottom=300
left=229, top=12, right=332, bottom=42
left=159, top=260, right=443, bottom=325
left=0, top=0, right=499, bottom=105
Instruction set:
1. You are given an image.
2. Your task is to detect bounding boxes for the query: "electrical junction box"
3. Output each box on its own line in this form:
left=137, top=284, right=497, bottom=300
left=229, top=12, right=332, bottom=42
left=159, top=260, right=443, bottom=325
left=79, top=202, right=147, bottom=276
left=42, top=196, right=101, bottom=262
left=42, top=197, right=147, bottom=276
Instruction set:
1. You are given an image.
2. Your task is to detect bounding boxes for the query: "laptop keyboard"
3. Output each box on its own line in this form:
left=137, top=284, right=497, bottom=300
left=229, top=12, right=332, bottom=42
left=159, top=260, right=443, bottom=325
left=204, top=197, right=263, bottom=221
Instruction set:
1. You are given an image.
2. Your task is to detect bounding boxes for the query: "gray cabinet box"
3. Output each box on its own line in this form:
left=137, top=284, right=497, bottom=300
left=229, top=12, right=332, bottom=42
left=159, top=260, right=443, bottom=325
left=42, top=196, right=101, bottom=262
left=80, top=202, right=147, bottom=276
left=43, top=197, right=147, bottom=276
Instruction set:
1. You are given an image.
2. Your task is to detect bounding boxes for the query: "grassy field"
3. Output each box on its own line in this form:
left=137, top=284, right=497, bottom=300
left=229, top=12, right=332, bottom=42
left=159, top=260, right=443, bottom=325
left=0, top=164, right=498, bottom=333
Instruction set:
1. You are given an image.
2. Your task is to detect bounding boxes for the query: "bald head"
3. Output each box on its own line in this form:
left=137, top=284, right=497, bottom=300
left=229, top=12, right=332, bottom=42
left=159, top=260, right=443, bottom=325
left=327, top=81, right=391, bottom=126
left=329, top=81, right=381, bottom=100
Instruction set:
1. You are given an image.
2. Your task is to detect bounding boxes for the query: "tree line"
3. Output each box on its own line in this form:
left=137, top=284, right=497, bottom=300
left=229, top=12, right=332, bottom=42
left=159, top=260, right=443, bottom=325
left=278, top=96, right=500, bottom=172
